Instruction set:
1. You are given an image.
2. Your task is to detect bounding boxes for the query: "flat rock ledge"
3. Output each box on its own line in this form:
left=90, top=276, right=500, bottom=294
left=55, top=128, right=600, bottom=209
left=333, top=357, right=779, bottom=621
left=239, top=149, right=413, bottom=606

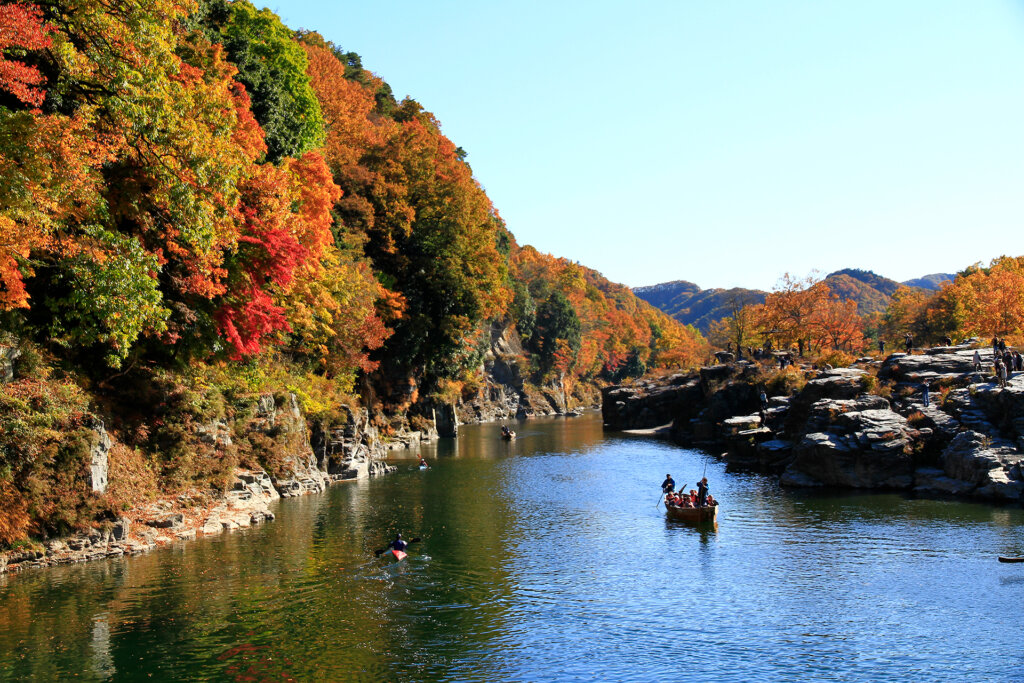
left=0, top=465, right=383, bottom=576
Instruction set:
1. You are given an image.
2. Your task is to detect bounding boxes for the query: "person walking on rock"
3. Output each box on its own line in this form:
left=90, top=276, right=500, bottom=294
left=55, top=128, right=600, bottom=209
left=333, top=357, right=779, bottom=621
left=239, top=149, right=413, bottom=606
left=921, top=383, right=930, bottom=408
left=973, top=349, right=982, bottom=373
left=905, top=333, right=914, bottom=355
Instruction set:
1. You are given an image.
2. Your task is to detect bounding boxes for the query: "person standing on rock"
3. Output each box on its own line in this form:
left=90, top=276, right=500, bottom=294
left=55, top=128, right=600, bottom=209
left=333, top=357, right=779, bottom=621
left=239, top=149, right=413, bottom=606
left=973, top=350, right=982, bottom=373
left=921, top=383, right=930, bottom=408
left=878, top=339, right=886, bottom=354
left=759, top=387, right=768, bottom=412
left=996, top=359, right=1008, bottom=388
left=904, top=333, right=914, bottom=355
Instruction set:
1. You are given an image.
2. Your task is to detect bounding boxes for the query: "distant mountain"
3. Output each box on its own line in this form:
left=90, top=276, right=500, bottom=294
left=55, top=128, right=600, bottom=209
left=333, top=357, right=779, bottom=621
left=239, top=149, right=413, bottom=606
left=632, top=281, right=765, bottom=332
left=902, top=273, right=955, bottom=291
left=822, top=269, right=903, bottom=316
left=635, top=268, right=946, bottom=331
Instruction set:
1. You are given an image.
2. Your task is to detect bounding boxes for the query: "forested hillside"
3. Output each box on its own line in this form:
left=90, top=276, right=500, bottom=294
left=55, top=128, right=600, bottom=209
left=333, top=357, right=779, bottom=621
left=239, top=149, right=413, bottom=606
left=635, top=268, right=939, bottom=330
left=0, top=0, right=705, bottom=546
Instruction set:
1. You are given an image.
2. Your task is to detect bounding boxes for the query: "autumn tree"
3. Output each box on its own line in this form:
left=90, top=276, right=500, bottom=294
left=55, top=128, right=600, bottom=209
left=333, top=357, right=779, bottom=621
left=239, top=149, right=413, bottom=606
left=756, top=273, right=830, bottom=356
left=810, top=294, right=865, bottom=352
left=880, top=286, right=937, bottom=345
left=929, top=257, right=1024, bottom=340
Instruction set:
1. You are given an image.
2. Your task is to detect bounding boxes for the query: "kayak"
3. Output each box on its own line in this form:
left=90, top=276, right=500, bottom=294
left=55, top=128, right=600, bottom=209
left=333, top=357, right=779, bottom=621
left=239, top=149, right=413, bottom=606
left=418, top=464, right=428, bottom=470
left=386, top=549, right=407, bottom=561
left=998, top=556, right=1024, bottom=563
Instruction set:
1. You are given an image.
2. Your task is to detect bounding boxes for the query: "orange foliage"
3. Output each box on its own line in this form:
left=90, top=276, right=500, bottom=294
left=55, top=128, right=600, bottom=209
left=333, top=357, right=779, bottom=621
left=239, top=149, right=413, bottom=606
left=0, top=2, right=51, bottom=107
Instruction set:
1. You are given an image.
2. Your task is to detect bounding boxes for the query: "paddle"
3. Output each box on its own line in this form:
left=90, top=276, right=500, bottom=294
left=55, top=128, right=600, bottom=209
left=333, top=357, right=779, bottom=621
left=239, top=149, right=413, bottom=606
left=374, top=537, right=421, bottom=557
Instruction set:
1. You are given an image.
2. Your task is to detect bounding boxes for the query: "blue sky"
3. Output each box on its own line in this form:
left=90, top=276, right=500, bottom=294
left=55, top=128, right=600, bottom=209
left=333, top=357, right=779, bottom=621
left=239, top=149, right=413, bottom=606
left=273, top=1, right=1024, bottom=291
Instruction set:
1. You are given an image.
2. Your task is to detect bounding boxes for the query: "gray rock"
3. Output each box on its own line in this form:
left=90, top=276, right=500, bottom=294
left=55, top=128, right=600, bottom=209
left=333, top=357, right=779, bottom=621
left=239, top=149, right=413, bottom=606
left=0, top=345, right=20, bottom=384
left=783, top=398, right=915, bottom=489
left=147, top=513, right=184, bottom=529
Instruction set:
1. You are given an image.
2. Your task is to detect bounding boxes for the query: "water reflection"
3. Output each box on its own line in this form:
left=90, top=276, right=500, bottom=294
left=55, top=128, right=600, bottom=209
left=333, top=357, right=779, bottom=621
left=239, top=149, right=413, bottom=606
left=1, top=413, right=1023, bottom=681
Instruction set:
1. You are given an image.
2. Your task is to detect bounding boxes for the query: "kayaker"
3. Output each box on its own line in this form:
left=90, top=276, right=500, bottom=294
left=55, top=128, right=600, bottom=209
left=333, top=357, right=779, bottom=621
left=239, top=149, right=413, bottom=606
left=661, top=474, right=676, bottom=493
left=418, top=456, right=428, bottom=467
left=697, top=477, right=709, bottom=506
left=388, top=534, right=408, bottom=552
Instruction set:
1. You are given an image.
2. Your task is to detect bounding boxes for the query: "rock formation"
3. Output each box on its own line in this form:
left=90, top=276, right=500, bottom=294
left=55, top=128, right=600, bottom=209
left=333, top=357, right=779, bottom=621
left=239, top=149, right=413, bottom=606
left=603, top=347, right=1024, bottom=503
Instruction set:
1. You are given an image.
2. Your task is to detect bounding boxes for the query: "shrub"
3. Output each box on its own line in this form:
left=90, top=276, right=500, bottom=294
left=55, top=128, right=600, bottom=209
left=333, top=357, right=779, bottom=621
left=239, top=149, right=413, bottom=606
left=906, top=411, right=929, bottom=427
left=764, top=366, right=807, bottom=396
left=818, top=350, right=855, bottom=368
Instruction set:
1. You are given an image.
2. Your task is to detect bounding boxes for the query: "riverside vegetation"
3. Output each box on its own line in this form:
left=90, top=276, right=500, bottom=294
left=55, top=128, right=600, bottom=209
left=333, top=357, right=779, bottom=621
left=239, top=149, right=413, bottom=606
left=0, top=0, right=708, bottom=571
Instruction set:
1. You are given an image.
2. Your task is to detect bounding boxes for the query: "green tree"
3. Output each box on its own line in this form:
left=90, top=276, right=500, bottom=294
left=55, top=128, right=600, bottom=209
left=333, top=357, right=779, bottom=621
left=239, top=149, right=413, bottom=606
left=216, top=0, right=325, bottom=162
left=531, top=291, right=581, bottom=373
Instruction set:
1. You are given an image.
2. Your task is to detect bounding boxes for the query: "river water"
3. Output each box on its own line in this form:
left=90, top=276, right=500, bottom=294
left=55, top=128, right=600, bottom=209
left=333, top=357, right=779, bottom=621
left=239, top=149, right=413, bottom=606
left=2, top=412, right=1024, bottom=681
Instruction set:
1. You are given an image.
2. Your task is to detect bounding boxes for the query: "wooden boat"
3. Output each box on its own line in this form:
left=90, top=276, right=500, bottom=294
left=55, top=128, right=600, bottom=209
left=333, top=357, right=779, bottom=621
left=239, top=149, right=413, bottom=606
left=998, top=556, right=1024, bottom=563
left=664, top=501, right=718, bottom=523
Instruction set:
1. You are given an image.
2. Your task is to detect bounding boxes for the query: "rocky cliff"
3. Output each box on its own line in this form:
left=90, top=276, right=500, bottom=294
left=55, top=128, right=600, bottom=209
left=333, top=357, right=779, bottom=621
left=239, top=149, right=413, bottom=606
left=0, top=387, right=403, bottom=575
left=603, top=344, right=1024, bottom=503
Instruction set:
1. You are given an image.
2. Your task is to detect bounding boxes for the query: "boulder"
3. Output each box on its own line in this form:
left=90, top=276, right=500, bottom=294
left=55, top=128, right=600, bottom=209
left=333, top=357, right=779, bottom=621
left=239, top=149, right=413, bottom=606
left=941, top=431, right=1024, bottom=500
left=0, top=345, right=20, bottom=384
left=783, top=396, right=916, bottom=489
left=85, top=417, right=112, bottom=494
left=147, top=513, right=184, bottom=529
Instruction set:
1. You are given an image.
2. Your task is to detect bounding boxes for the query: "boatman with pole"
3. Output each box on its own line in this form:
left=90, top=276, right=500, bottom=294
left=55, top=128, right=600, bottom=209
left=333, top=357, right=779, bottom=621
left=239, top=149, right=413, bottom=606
left=661, top=474, right=676, bottom=493
left=697, top=477, right=709, bottom=507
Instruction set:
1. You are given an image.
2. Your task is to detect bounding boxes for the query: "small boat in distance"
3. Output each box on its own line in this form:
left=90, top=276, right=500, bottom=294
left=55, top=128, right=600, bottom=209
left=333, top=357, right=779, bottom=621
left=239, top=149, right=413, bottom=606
left=500, top=426, right=516, bottom=440
left=998, top=556, right=1024, bottom=563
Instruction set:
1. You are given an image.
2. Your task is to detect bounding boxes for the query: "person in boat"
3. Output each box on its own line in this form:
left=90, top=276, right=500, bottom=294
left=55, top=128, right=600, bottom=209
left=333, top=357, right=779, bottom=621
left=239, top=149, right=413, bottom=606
left=418, top=456, right=428, bottom=468
left=697, top=477, right=709, bottom=506
left=706, top=493, right=717, bottom=507
left=388, top=533, right=408, bottom=552
left=501, top=425, right=509, bottom=437
left=688, top=489, right=698, bottom=506
left=661, top=474, right=676, bottom=493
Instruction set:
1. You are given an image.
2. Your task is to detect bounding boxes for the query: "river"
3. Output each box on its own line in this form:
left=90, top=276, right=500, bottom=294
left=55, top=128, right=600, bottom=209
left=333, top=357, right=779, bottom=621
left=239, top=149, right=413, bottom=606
left=2, top=412, right=1024, bottom=681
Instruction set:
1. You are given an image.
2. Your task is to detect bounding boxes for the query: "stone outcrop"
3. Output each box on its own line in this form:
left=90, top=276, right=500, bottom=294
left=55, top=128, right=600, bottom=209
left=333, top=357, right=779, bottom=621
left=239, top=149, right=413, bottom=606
left=879, top=347, right=987, bottom=386
left=86, top=417, right=112, bottom=494
left=781, top=396, right=916, bottom=489
left=605, top=350, right=1024, bottom=504
left=0, top=344, right=20, bottom=384
left=452, top=321, right=595, bottom=425
left=602, top=374, right=703, bottom=431
left=1, top=469, right=284, bottom=574
left=1, top=385, right=406, bottom=575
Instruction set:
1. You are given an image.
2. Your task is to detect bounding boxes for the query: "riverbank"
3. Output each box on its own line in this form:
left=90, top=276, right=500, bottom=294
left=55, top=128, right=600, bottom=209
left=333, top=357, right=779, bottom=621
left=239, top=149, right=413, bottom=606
left=604, top=343, right=1024, bottom=503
